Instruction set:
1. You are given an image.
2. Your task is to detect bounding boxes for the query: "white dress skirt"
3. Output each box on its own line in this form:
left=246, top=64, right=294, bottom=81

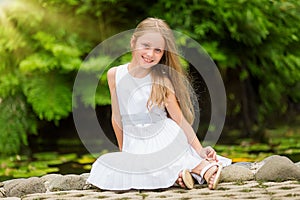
left=87, top=63, right=232, bottom=190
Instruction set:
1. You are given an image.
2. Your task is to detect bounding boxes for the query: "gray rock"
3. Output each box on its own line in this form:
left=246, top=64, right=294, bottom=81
left=220, top=165, right=254, bottom=182
left=0, top=187, right=5, bottom=197
left=79, top=173, right=94, bottom=190
left=0, top=182, right=3, bottom=187
left=40, top=174, right=63, bottom=183
left=255, top=155, right=300, bottom=181
left=80, top=173, right=90, bottom=180
left=2, top=179, right=18, bottom=186
left=249, top=161, right=266, bottom=174
left=296, top=162, right=300, bottom=168
left=232, top=162, right=252, bottom=169
left=3, top=177, right=46, bottom=197
left=40, top=174, right=64, bottom=192
left=45, top=174, right=86, bottom=192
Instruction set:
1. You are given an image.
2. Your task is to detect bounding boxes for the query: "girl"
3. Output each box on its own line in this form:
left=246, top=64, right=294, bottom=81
left=87, top=17, right=231, bottom=190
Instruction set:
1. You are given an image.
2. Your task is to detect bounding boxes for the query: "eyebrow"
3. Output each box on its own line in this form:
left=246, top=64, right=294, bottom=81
left=141, top=42, right=164, bottom=49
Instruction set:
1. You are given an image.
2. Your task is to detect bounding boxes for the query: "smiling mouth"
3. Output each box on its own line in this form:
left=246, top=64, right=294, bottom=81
left=142, top=56, right=154, bottom=63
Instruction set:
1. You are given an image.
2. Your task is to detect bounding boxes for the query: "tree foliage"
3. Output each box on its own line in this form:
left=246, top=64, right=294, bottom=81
left=0, top=95, right=37, bottom=154
left=150, top=0, right=300, bottom=133
left=0, top=0, right=99, bottom=154
left=0, top=0, right=299, bottom=154
left=0, top=0, right=152, bottom=154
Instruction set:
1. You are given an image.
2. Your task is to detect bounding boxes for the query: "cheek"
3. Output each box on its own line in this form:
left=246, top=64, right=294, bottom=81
left=132, top=48, right=143, bottom=56
left=134, top=45, right=144, bottom=53
left=158, top=52, right=164, bottom=60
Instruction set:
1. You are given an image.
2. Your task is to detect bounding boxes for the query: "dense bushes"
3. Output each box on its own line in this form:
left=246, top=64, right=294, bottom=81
left=0, top=0, right=299, bottom=154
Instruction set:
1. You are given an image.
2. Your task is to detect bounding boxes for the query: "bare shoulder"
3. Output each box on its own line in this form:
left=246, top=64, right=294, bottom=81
left=107, top=67, right=117, bottom=80
left=107, top=67, right=117, bottom=85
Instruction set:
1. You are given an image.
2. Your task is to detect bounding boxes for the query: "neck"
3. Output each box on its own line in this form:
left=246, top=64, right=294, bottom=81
left=128, top=61, right=152, bottom=78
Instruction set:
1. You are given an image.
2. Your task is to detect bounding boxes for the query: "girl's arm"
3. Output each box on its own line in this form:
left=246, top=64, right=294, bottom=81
left=107, top=67, right=123, bottom=151
left=164, top=79, right=216, bottom=159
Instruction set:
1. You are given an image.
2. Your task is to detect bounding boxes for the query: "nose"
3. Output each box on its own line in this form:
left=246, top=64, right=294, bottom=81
left=146, top=49, right=154, bottom=57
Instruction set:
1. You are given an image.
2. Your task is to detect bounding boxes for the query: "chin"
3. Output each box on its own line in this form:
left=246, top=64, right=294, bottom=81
left=141, top=62, right=157, bottom=69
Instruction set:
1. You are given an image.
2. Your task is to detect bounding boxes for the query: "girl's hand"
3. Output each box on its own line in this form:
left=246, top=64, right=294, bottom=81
left=199, top=146, right=218, bottom=161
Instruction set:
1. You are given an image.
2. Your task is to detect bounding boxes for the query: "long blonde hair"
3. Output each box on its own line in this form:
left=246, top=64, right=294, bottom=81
left=132, top=17, right=195, bottom=124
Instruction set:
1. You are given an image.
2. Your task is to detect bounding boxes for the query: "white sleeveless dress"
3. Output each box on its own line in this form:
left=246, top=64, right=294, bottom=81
left=87, top=63, right=231, bottom=190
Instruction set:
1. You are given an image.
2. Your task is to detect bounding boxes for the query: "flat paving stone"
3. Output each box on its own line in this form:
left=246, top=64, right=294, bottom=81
left=7, top=180, right=299, bottom=200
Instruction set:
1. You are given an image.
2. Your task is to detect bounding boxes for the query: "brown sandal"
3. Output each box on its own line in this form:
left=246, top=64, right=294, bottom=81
left=182, top=169, right=194, bottom=189
left=200, top=161, right=223, bottom=190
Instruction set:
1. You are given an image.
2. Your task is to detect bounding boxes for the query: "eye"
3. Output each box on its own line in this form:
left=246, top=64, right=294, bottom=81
left=142, top=43, right=150, bottom=49
left=155, top=48, right=162, bottom=53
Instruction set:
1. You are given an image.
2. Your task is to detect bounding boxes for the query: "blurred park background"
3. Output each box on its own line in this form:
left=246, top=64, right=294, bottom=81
left=0, top=0, right=300, bottom=181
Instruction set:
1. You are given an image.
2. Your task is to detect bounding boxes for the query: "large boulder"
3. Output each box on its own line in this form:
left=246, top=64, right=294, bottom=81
left=220, top=164, right=254, bottom=182
left=43, top=174, right=87, bottom=192
left=255, top=155, right=300, bottom=181
left=40, top=174, right=64, bottom=192
left=3, top=177, right=46, bottom=197
left=0, top=184, right=5, bottom=198
left=1, top=173, right=90, bottom=197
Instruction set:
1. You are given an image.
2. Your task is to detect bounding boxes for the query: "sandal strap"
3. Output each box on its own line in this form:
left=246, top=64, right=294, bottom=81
left=200, top=162, right=220, bottom=178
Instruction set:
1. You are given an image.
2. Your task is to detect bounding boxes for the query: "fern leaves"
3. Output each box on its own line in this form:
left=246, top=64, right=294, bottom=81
left=0, top=95, right=37, bottom=154
left=22, top=73, right=72, bottom=122
left=20, top=32, right=82, bottom=73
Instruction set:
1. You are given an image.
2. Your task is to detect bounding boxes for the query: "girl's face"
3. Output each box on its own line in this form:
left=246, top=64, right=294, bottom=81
left=132, top=32, right=165, bottom=69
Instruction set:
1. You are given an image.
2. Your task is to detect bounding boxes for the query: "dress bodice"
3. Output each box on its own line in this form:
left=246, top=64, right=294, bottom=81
left=115, top=63, right=167, bottom=125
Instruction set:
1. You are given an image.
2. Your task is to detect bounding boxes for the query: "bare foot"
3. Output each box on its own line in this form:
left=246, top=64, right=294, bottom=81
left=191, top=159, right=221, bottom=190
left=175, top=171, right=186, bottom=188
left=207, top=174, right=217, bottom=189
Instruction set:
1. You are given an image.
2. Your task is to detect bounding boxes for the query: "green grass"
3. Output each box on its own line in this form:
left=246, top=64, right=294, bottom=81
left=262, top=191, right=275, bottom=195
left=246, top=197, right=257, bottom=199
left=279, top=186, right=295, bottom=190
left=234, top=180, right=245, bottom=185
left=284, top=193, right=299, bottom=197
left=136, top=193, right=149, bottom=199
left=217, top=187, right=230, bottom=190
left=73, top=194, right=85, bottom=197
left=97, top=196, right=109, bottom=199
left=174, top=190, right=188, bottom=193
left=253, top=181, right=268, bottom=188
left=223, top=194, right=235, bottom=197
left=199, top=192, right=210, bottom=195
left=56, top=192, right=69, bottom=196
left=240, top=188, right=252, bottom=192
left=156, top=195, right=167, bottom=198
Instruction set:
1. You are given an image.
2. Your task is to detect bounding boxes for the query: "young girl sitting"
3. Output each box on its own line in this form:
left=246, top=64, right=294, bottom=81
left=87, top=17, right=231, bottom=190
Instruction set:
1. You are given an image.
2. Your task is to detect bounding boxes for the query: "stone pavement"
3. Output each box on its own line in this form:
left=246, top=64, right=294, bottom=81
left=1, top=155, right=300, bottom=199
left=1, top=180, right=300, bottom=200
